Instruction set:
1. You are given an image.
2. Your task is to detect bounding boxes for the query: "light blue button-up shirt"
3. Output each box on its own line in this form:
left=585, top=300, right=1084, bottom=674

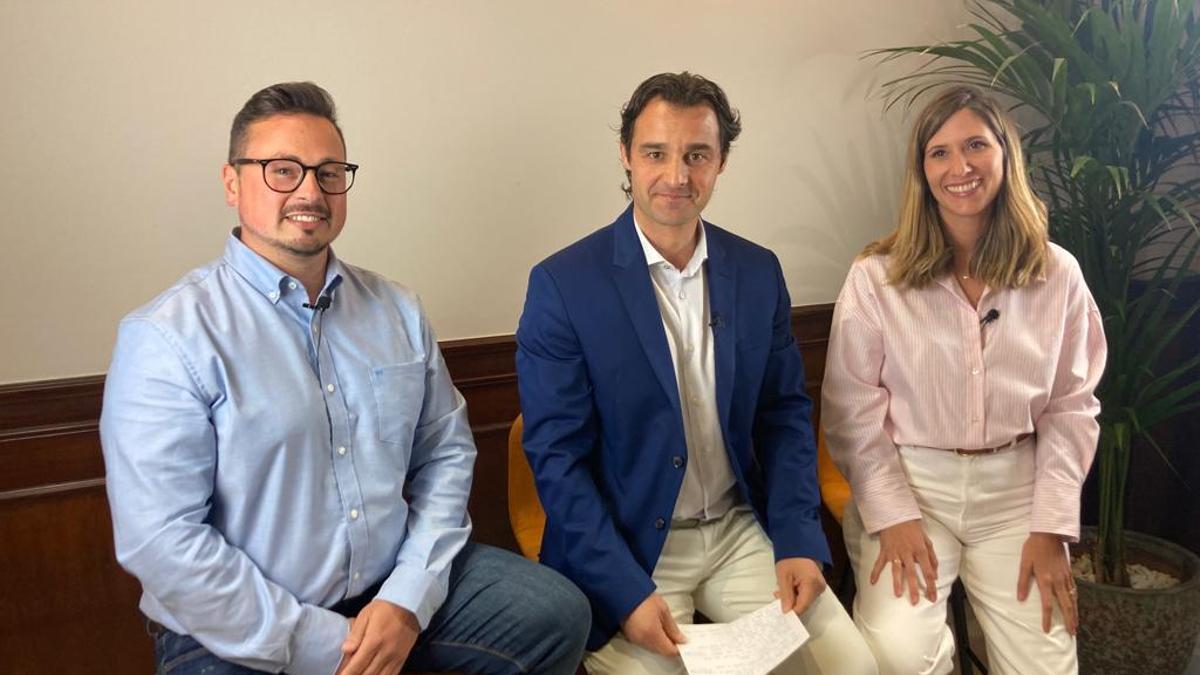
left=100, top=233, right=475, bottom=674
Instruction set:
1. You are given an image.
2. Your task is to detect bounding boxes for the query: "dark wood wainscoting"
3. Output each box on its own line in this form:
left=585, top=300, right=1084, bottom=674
left=0, top=304, right=833, bottom=674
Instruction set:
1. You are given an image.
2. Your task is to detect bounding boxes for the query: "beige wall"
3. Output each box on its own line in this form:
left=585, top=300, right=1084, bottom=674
left=0, top=1, right=973, bottom=384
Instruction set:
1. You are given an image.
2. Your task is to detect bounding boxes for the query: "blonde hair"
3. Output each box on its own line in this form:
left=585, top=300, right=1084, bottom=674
left=864, top=86, right=1048, bottom=288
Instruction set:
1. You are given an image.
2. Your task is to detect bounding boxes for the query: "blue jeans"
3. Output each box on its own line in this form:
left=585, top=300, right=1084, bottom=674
left=153, top=543, right=590, bottom=674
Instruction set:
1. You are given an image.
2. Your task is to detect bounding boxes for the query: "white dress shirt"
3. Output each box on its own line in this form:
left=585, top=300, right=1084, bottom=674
left=634, top=219, right=739, bottom=522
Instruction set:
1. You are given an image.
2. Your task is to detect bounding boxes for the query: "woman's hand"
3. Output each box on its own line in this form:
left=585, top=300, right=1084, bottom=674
left=871, top=519, right=938, bottom=605
left=1017, top=532, right=1078, bottom=635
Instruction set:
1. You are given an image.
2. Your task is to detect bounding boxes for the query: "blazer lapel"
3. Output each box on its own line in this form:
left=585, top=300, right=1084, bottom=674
left=705, top=223, right=737, bottom=433
left=611, top=208, right=682, bottom=415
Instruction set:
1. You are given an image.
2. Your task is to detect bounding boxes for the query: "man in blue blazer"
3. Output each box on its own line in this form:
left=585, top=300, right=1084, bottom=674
left=516, top=73, right=875, bottom=675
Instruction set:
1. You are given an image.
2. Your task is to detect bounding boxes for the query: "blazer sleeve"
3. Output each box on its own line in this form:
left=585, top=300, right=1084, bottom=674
left=752, top=255, right=832, bottom=566
left=516, top=264, right=657, bottom=628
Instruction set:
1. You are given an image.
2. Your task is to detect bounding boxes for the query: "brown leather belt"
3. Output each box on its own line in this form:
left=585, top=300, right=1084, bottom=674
left=953, top=433, right=1033, bottom=456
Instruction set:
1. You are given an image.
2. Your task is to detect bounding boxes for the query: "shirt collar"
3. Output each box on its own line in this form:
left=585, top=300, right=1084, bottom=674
left=223, top=229, right=343, bottom=304
left=633, top=216, right=709, bottom=278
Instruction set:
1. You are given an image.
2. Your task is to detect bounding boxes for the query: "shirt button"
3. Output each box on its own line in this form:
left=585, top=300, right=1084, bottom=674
left=268, top=291, right=279, bottom=300
left=971, top=367, right=980, bottom=375
left=288, top=281, right=298, bottom=290
left=678, top=290, right=687, bottom=300
left=326, top=383, right=336, bottom=393
left=353, top=571, right=361, bottom=581
left=349, top=508, right=360, bottom=520
left=655, top=518, right=666, bottom=530
left=672, top=456, right=684, bottom=468
left=337, top=446, right=347, bottom=456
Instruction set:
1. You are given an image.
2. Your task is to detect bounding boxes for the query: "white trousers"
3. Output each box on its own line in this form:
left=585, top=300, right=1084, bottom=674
left=843, top=441, right=1078, bottom=675
left=586, top=507, right=877, bottom=675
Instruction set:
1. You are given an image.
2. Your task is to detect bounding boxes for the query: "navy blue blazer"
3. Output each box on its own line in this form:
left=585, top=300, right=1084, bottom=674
left=515, top=206, right=830, bottom=649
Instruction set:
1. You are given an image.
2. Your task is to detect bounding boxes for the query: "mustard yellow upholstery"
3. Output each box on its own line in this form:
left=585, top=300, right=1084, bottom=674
left=507, top=415, right=546, bottom=560
left=817, top=426, right=852, bottom=524
left=511, top=416, right=849, bottom=558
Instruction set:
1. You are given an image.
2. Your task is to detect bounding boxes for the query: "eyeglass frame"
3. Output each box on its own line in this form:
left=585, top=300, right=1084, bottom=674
left=230, top=158, right=360, bottom=195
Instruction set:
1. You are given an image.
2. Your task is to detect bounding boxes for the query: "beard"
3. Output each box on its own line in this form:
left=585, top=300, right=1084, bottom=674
left=277, top=238, right=330, bottom=257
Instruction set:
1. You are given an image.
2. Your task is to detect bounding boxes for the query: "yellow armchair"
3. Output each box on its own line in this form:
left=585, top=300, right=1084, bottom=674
left=507, top=415, right=546, bottom=561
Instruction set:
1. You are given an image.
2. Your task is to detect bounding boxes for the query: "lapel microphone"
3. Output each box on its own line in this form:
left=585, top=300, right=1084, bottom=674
left=980, top=308, right=1000, bottom=326
left=303, top=295, right=332, bottom=311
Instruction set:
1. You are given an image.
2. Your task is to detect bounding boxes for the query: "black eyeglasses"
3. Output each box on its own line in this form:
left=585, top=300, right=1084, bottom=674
left=231, top=158, right=359, bottom=195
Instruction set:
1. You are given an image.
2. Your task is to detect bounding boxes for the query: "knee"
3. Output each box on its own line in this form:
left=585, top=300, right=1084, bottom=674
left=523, top=565, right=592, bottom=658
left=856, top=615, right=952, bottom=675
left=811, top=616, right=879, bottom=675
left=540, top=570, right=592, bottom=643
left=843, top=648, right=880, bottom=675
left=823, top=644, right=879, bottom=675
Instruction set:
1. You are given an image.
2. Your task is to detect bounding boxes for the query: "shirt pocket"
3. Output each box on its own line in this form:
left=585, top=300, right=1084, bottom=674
left=370, top=361, right=426, bottom=445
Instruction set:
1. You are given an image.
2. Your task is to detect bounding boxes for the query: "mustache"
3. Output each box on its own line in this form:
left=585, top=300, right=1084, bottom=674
left=282, top=204, right=331, bottom=219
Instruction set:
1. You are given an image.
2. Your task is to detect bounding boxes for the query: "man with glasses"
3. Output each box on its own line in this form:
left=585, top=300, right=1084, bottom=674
left=101, top=81, right=589, bottom=675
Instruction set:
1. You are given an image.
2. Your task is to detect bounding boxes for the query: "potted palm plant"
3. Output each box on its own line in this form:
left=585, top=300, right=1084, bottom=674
left=872, top=0, right=1200, bottom=671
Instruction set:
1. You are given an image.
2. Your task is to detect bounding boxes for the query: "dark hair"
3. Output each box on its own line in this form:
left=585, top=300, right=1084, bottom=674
left=228, top=81, right=345, bottom=162
left=619, top=72, right=741, bottom=198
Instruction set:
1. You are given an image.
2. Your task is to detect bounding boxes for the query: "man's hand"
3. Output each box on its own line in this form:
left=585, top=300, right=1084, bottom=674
left=1017, top=532, right=1078, bottom=635
left=336, top=600, right=420, bottom=675
left=775, top=557, right=826, bottom=616
left=871, top=519, right=938, bottom=605
left=620, top=592, right=686, bottom=657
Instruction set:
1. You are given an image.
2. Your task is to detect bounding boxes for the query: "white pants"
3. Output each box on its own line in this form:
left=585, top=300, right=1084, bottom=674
left=586, top=507, right=877, bottom=675
left=843, top=441, right=1078, bottom=675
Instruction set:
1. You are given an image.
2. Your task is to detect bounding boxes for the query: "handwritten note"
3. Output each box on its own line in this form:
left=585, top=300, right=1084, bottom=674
left=677, top=601, right=809, bottom=675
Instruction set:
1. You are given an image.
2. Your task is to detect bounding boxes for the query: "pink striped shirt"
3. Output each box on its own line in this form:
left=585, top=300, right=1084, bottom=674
left=821, top=243, right=1107, bottom=540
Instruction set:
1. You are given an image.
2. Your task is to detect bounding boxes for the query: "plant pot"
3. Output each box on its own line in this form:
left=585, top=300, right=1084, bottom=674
left=1071, top=527, right=1200, bottom=674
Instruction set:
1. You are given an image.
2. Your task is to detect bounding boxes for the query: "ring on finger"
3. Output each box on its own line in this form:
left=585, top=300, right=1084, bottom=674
left=893, top=558, right=902, bottom=565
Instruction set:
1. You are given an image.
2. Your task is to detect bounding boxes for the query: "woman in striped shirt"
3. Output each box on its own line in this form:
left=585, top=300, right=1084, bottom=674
left=822, top=86, right=1106, bottom=675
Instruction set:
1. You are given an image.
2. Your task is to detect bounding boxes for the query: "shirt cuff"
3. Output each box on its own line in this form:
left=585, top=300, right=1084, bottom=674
left=1030, top=478, right=1082, bottom=542
left=378, top=566, right=445, bottom=630
left=287, top=604, right=350, bottom=675
left=853, top=475, right=922, bottom=534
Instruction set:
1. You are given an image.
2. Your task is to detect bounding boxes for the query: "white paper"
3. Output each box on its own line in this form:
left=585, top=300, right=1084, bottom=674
left=677, top=601, right=810, bottom=675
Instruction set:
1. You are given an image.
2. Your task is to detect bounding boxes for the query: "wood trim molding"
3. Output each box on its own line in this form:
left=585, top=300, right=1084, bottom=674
left=0, top=374, right=105, bottom=435
left=0, top=303, right=835, bottom=494
left=0, top=477, right=108, bottom=502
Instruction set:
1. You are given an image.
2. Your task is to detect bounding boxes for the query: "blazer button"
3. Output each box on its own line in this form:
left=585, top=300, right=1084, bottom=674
left=672, top=456, right=684, bottom=468
left=655, top=518, right=666, bottom=530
